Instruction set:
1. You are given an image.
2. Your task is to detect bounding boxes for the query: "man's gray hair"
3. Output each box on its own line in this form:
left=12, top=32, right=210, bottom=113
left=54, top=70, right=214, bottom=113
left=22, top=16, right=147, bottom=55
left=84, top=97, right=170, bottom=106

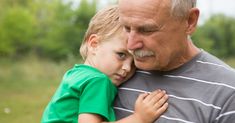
left=170, top=0, right=197, bottom=19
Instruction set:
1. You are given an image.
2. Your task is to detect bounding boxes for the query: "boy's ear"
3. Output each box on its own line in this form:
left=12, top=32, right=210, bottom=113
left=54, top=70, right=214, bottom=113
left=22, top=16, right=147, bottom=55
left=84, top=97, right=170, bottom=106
left=87, top=34, right=99, bottom=53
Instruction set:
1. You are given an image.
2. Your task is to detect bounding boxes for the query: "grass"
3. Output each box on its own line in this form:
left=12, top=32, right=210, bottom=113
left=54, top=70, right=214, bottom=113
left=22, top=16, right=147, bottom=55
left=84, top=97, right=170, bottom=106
left=0, top=56, right=234, bottom=123
left=0, top=56, right=82, bottom=123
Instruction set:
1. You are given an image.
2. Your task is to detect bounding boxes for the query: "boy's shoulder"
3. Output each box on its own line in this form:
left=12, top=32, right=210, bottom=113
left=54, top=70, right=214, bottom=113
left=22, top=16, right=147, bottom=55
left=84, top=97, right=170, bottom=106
left=64, top=64, right=109, bottom=81
left=60, top=64, right=113, bottom=89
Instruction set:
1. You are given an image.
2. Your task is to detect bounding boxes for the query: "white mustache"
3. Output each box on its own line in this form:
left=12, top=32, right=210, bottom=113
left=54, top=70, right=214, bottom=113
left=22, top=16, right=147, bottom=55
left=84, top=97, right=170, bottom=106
left=132, top=50, right=154, bottom=58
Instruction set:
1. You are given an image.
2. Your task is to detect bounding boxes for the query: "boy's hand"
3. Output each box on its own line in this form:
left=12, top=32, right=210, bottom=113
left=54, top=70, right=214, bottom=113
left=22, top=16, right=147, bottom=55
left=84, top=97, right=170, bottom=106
left=133, top=90, right=168, bottom=123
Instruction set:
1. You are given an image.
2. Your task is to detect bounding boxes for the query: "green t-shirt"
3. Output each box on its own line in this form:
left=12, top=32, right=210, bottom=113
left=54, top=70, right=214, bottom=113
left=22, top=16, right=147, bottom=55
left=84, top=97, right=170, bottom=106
left=41, top=64, right=117, bottom=123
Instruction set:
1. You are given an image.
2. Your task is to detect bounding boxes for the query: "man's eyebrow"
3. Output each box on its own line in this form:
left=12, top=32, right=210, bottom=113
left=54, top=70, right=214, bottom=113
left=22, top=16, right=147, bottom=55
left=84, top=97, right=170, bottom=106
left=137, top=24, right=162, bottom=30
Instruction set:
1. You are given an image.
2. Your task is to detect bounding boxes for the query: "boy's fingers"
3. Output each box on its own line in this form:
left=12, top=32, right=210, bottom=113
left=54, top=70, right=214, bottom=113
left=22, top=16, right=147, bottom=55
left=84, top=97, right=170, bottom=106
left=143, top=89, right=161, bottom=101
left=146, top=90, right=166, bottom=104
left=136, top=92, right=149, bottom=102
left=155, top=102, right=169, bottom=116
left=153, top=94, right=168, bottom=109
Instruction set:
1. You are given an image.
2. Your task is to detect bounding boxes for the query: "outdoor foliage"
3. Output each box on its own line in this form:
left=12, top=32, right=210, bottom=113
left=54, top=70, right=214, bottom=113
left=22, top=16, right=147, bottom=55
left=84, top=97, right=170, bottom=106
left=0, top=1, right=235, bottom=123
left=192, top=14, right=235, bottom=58
left=0, top=0, right=97, bottom=60
left=0, top=0, right=235, bottom=60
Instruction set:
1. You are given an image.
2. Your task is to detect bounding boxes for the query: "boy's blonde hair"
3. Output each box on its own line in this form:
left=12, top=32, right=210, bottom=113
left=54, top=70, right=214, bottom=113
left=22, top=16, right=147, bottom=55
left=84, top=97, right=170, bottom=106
left=79, top=5, right=122, bottom=60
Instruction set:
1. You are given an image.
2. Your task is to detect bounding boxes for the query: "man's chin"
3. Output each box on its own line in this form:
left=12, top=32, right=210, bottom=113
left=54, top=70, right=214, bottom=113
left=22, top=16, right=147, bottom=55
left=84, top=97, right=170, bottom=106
left=134, top=61, right=154, bottom=70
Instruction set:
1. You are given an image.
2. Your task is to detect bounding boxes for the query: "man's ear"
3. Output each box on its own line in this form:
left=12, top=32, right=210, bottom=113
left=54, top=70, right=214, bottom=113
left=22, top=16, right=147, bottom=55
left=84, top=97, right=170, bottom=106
left=186, top=8, right=200, bottom=35
left=87, top=34, right=99, bottom=54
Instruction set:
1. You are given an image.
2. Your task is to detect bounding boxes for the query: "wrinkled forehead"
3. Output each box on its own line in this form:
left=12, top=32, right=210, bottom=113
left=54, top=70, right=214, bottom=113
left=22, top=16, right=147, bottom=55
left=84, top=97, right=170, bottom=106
left=119, top=0, right=170, bottom=10
left=118, top=0, right=171, bottom=18
left=118, top=0, right=171, bottom=26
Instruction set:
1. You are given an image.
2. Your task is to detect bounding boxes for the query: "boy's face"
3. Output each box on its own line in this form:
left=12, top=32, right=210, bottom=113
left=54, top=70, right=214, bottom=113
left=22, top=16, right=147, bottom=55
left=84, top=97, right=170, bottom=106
left=89, top=34, right=135, bottom=86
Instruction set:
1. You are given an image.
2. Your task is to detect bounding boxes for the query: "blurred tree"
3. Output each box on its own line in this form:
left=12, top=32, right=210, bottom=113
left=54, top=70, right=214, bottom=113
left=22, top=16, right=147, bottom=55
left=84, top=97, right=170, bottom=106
left=33, top=0, right=78, bottom=60
left=192, top=27, right=214, bottom=54
left=73, top=0, right=97, bottom=52
left=0, top=6, right=35, bottom=57
left=36, top=0, right=97, bottom=60
left=192, top=14, right=235, bottom=58
left=4, top=0, right=235, bottom=60
left=0, top=0, right=97, bottom=60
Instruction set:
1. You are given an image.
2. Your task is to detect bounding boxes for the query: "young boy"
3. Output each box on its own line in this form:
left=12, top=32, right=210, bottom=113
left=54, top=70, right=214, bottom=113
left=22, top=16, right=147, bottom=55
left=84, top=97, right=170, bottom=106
left=41, top=5, right=168, bottom=123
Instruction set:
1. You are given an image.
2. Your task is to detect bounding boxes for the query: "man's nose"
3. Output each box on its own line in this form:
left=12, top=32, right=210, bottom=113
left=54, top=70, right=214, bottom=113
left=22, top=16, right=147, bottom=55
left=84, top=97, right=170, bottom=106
left=127, top=31, right=143, bottom=50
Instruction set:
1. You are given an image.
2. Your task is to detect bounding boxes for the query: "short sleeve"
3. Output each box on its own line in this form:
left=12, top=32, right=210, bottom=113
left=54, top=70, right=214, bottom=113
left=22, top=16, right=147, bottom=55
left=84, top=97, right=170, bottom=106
left=78, top=76, right=117, bottom=121
left=214, top=93, right=235, bottom=123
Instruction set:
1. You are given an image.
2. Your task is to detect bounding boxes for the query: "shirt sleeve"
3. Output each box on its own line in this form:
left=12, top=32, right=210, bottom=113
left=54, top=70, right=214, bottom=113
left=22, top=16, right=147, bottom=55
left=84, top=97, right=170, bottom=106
left=214, top=93, right=235, bottom=123
left=78, top=76, right=117, bottom=121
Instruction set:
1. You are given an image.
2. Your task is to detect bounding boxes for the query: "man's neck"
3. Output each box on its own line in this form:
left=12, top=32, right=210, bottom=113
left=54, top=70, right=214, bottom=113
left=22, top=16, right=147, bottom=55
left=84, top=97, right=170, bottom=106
left=162, top=41, right=200, bottom=71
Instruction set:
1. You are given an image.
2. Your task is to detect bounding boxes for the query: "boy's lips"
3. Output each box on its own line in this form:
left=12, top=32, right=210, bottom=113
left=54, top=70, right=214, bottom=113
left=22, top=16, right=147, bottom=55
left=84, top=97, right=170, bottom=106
left=114, top=74, right=126, bottom=82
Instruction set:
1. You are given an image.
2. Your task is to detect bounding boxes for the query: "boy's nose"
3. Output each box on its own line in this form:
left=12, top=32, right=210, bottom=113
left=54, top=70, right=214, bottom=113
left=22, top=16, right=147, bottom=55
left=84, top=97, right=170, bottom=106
left=122, top=63, right=131, bottom=73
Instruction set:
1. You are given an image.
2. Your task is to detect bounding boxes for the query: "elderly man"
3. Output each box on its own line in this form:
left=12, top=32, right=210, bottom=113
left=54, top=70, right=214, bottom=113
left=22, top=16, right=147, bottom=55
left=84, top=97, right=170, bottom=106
left=114, top=0, right=235, bottom=122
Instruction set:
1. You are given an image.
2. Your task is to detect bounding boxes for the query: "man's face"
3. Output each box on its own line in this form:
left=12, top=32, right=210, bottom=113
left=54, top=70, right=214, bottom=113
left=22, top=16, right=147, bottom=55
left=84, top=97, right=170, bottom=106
left=119, top=0, right=190, bottom=71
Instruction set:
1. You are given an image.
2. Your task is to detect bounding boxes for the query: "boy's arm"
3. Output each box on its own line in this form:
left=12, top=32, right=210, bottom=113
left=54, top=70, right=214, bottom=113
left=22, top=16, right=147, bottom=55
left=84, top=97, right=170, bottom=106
left=78, top=114, right=103, bottom=123
left=78, top=90, right=168, bottom=123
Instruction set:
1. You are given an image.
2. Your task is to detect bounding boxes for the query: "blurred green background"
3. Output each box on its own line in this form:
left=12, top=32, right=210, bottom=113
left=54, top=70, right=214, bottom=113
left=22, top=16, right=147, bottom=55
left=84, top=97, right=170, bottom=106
left=0, top=0, right=235, bottom=123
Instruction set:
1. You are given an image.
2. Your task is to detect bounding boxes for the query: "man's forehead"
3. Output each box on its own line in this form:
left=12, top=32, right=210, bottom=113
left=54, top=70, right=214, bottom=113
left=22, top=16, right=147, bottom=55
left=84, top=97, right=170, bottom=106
left=119, top=15, right=158, bottom=27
